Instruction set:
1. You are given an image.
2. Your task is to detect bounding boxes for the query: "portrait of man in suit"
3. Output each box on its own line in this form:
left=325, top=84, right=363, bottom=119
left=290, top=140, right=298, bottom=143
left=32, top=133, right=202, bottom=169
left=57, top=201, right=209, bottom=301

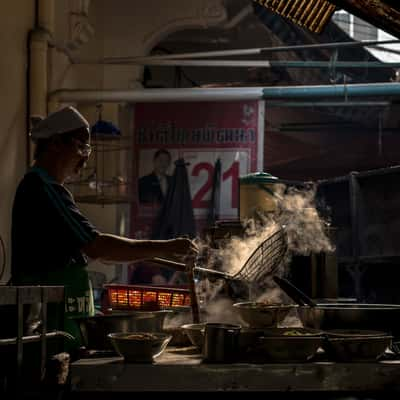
left=138, top=148, right=173, bottom=204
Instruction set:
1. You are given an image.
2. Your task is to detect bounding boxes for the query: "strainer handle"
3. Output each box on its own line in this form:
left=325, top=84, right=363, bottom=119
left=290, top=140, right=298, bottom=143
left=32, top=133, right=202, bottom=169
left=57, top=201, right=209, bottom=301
left=273, top=276, right=317, bottom=307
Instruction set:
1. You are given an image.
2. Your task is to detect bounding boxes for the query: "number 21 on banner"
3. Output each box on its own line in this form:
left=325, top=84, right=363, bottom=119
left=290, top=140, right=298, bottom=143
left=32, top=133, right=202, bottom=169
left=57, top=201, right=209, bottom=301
left=192, top=161, right=239, bottom=209
left=186, top=151, right=250, bottom=218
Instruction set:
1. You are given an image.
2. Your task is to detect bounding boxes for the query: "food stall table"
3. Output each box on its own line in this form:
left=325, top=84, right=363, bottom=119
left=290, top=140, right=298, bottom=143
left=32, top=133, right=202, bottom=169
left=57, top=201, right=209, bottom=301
left=70, top=346, right=400, bottom=394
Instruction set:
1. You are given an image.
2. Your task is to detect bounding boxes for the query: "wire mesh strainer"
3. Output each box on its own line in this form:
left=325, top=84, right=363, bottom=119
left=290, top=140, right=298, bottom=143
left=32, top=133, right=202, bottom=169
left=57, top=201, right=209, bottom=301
left=232, top=227, right=287, bottom=283
left=194, top=227, right=288, bottom=284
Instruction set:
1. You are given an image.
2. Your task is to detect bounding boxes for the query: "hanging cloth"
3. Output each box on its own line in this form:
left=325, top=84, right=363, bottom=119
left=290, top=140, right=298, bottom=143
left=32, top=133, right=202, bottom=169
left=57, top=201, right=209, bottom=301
left=207, top=157, right=222, bottom=227
left=152, top=158, right=196, bottom=239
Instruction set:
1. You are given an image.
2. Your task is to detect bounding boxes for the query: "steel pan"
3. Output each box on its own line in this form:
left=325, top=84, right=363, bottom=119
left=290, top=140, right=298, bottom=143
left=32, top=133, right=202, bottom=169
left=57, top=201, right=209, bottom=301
left=298, top=303, right=400, bottom=338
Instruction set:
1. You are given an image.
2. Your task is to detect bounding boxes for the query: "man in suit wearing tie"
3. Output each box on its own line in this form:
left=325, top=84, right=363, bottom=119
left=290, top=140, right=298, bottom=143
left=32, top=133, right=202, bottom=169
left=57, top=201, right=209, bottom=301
left=138, top=148, right=173, bottom=204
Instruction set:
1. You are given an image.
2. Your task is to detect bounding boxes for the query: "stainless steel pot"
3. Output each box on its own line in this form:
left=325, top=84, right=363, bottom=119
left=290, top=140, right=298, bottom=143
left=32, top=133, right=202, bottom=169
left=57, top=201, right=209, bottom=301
left=76, top=310, right=172, bottom=350
left=203, top=323, right=241, bottom=363
left=298, top=304, right=400, bottom=339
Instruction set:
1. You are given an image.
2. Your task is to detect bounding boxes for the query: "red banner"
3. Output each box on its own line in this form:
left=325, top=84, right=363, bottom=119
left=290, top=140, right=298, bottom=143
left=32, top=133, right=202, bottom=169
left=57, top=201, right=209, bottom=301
left=131, top=101, right=264, bottom=239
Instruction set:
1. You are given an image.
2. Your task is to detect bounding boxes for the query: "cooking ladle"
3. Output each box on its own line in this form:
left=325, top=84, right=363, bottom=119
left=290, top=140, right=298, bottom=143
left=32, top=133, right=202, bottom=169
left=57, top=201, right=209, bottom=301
left=150, top=257, right=200, bottom=323
left=273, top=276, right=317, bottom=307
left=151, top=258, right=238, bottom=281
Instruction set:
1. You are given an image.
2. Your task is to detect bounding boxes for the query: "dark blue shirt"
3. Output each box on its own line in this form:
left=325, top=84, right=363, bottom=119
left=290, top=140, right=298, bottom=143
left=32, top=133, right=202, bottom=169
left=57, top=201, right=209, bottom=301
left=11, top=166, right=99, bottom=285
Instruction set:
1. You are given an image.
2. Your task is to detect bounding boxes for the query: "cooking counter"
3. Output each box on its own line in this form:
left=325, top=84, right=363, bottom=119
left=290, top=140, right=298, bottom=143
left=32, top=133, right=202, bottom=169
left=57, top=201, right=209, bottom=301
left=70, top=347, right=400, bottom=393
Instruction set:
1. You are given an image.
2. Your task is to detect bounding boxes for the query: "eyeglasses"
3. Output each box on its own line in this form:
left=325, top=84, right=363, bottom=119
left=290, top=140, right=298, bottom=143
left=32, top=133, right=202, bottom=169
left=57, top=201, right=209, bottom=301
left=72, top=138, right=92, bottom=157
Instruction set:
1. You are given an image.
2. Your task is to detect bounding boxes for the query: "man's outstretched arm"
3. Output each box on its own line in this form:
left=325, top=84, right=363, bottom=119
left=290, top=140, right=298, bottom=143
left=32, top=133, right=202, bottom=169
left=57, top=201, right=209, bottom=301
left=82, top=233, right=198, bottom=265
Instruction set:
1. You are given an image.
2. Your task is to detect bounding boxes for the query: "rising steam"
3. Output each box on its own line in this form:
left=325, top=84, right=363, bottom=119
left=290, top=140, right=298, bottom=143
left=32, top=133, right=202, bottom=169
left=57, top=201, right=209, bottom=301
left=275, top=184, right=334, bottom=255
left=206, top=184, right=334, bottom=279
left=194, top=184, right=334, bottom=318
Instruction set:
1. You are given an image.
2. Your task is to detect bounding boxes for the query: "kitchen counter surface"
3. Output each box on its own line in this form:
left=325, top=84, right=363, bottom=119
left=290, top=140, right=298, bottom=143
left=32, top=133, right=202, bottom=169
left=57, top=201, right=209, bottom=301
left=70, top=346, right=400, bottom=393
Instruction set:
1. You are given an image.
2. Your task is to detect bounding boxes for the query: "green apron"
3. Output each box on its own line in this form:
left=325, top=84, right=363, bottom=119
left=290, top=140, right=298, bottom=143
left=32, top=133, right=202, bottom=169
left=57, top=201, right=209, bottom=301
left=22, top=261, right=94, bottom=356
left=51, top=262, right=95, bottom=354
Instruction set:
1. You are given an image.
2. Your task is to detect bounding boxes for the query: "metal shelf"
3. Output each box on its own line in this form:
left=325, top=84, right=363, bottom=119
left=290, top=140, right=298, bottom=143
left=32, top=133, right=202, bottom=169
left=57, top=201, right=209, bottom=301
left=0, top=285, right=64, bottom=305
left=339, top=255, right=400, bottom=265
left=91, top=134, right=133, bottom=152
left=73, top=195, right=133, bottom=204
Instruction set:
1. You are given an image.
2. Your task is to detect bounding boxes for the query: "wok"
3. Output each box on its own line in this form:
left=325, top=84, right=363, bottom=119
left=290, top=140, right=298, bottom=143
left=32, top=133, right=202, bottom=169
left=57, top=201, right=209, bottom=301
left=273, top=277, right=400, bottom=340
left=298, top=304, right=400, bottom=339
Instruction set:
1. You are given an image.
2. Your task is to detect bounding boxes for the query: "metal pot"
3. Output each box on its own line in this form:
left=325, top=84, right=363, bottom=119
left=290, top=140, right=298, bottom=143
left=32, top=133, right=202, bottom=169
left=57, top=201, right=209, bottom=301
left=76, top=310, right=172, bottom=350
left=203, top=323, right=241, bottom=363
left=298, top=304, right=400, bottom=339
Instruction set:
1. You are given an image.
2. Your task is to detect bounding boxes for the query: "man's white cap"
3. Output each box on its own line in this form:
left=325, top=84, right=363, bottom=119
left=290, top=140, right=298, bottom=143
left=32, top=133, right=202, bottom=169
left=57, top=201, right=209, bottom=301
left=30, top=106, right=90, bottom=142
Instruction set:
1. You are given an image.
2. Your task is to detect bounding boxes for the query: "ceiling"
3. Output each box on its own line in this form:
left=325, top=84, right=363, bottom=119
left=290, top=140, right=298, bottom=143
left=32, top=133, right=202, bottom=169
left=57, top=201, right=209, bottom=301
left=332, top=0, right=400, bottom=39
left=255, top=0, right=400, bottom=39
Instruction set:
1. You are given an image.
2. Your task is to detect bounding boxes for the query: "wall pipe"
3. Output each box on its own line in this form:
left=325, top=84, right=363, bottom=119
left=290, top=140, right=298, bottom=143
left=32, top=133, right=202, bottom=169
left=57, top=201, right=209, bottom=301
left=262, top=82, right=400, bottom=99
left=49, top=87, right=264, bottom=103
left=49, top=82, right=400, bottom=104
left=38, top=0, right=54, bottom=33
left=29, top=29, right=49, bottom=119
left=222, top=4, right=253, bottom=30
left=30, top=0, right=54, bottom=117
left=93, top=39, right=400, bottom=64
left=28, top=0, right=54, bottom=166
left=267, top=101, right=391, bottom=108
left=90, top=59, right=400, bottom=68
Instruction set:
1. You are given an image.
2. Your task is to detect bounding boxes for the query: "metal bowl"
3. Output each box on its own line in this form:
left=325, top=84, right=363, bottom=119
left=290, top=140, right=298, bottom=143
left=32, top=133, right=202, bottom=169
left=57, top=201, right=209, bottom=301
left=324, top=329, right=389, bottom=338
left=256, top=328, right=324, bottom=363
left=233, top=302, right=297, bottom=328
left=181, top=323, right=205, bottom=349
left=262, top=327, right=324, bottom=337
left=76, top=310, right=172, bottom=350
left=162, top=327, right=192, bottom=347
left=322, top=335, right=392, bottom=362
left=238, top=327, right=264, bottom=352
left=108, top=332, right=172, bottom=363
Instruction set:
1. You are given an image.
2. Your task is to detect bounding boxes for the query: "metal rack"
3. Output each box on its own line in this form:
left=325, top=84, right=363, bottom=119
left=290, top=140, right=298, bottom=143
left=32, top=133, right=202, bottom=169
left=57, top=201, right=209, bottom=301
left=0, top=286, right=65, bottom=393
left=316, top=165, right=400, bottom=301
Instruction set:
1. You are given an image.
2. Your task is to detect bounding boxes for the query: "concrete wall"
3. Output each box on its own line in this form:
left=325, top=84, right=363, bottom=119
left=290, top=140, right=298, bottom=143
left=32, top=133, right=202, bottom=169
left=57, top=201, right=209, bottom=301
left=0, top=1, right=35, bottom=283
left=56, top=0, right=227, bottom=90
left=47, top=0, right=228, bottom=283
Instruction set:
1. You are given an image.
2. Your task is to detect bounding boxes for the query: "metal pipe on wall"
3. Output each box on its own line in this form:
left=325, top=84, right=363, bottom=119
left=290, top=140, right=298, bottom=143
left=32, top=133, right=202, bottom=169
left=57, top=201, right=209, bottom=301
left=49, top=87, right=265, bottom=103
left=28, top=29, right=49, bottom=165
left=267, top=101, right=391, bottom=107
left=262, top=82, right=400, bottom=99
left=38, top=0, right=55, bottom=33
left=86, top=59, right=400, bottom=68
left=223, top=4, right=253, bottom=30
left=49, top=82, right=400, bottom=104
left=29, top=29, right=49, bottom=119
left=93, top=39, right=400, bottom=64
left=28, top=0, right=54, bottom=166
